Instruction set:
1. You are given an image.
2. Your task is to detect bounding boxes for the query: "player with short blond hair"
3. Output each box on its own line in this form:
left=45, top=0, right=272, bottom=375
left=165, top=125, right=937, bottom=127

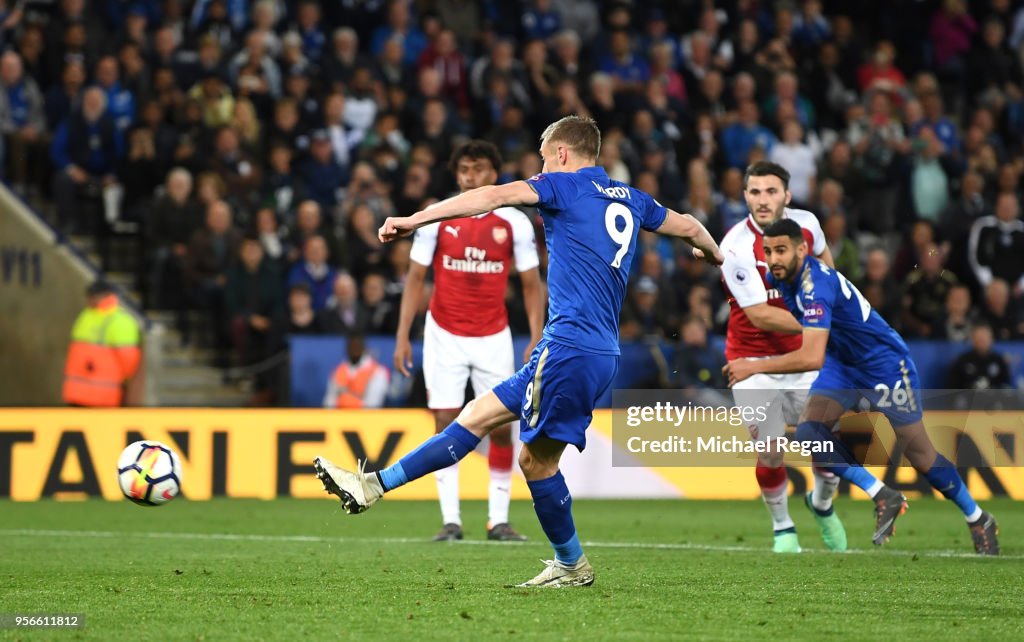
left=315, top=115, right=724, bottom=587
left=394, top=140, right=544, bottom=542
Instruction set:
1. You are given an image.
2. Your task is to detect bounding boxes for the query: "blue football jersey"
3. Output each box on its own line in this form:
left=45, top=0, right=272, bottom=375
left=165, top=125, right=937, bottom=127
left=527, top=167, right=667, bottom=354
left=769, top=256, right=909, bottom=364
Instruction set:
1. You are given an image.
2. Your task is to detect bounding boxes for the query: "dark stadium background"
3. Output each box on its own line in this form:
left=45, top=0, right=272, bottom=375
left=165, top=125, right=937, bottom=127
left=5, top=0, right=1024, bottom=406
left=3, top=5, right=1024, bottom=638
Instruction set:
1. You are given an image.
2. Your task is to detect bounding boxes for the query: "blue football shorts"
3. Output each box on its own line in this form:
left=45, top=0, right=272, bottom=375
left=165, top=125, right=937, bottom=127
left=493, top=338, right=618, bottom=451
left=810, top=353, right=924, bottom=427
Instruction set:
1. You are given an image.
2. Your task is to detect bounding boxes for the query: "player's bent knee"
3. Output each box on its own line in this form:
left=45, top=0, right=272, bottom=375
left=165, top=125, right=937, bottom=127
left=795, top=420, right=829, bottom=445
left=456, top=392, right=516, bottom=437
left=796, top=420, right=847, bottom=468
left=455, top=399, right=483, bottom=433
left=518, top=448, right=558, bottom=480
left=799, top=396, right=843, bottom=427
left=518, top=438, right=566, bottom=480
left=790, top=419, right=831, bottom=464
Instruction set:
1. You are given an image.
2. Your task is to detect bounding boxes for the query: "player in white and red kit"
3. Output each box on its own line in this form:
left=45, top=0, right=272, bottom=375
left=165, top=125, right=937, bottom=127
left=720, top=162, right=881, bottom=553
left=394, top=141, right=544, bottom=541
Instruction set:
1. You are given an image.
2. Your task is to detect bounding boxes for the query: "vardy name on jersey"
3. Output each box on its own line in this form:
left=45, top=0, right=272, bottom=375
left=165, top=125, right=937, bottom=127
left=527, top=167, right=667, bottom=355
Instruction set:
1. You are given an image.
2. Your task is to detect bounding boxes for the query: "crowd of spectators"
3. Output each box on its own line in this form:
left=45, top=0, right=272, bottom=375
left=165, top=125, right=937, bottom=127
left=6, top=0, right=1024, bottom=402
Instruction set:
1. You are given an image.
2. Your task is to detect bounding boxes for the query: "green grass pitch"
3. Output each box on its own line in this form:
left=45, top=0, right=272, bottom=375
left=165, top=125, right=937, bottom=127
left=3, top=497, right=1024, bottom=641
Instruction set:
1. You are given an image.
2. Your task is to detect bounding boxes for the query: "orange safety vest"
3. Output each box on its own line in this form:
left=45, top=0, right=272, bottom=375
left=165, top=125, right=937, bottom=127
left=63, top=295, right=142, bottom=407
left=330, top=357, right=382, bottom=408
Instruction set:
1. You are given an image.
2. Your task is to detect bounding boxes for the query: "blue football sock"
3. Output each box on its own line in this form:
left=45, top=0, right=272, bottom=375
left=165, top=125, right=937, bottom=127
left=829, top=464, right=883, bottom=495
left=796, top=420, right=880, bottom=494
left=924, top=454, right=979, bottom=517
left=527, top=471, right=583, bottom=565
left=377, top=422, right=480, bottom=492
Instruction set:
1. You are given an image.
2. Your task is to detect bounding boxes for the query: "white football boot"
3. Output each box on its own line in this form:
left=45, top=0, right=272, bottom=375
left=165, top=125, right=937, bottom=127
left=510, top=555, right=595, bottom=588
left=313, top=456, right=384, bottom=514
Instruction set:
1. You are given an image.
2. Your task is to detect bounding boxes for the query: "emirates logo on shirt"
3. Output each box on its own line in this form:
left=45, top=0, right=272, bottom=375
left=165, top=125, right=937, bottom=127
left=441, top=246, right=505, bottom=273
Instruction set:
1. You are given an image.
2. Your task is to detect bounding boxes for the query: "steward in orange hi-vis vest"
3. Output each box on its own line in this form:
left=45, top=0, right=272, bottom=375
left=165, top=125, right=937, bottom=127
left=323, top=335, right=389, bottom=409
left=63, top=281, right=142, bottom=407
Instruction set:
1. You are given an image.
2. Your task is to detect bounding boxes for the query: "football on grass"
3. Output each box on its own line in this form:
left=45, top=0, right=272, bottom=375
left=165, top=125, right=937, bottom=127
left=117, top=441, right=182, bottom=506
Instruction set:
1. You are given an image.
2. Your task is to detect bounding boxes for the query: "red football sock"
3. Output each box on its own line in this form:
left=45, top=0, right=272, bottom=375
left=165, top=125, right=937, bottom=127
left=755, top=461, right=787, bottom=491
left=488, top=442, right=513, bottom=471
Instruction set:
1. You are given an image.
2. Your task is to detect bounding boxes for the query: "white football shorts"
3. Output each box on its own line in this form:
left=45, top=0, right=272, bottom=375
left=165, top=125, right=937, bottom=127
left=422, top=312, right=515, bottom=409
left=730, top=369, right=819, bottom=442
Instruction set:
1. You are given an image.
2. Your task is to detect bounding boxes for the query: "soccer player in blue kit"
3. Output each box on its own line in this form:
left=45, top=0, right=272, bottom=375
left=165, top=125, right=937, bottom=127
left=726, top=219, right=999, bottom=555
left=314, top=115, right=725, bottom=586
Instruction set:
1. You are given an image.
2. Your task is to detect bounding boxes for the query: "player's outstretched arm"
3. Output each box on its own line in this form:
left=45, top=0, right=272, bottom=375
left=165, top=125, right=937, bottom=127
left=379, top=182, right=540, bottom=243
left=724, top=327, right=829, bottom=385
left=656, top=210, right=724, bottom=266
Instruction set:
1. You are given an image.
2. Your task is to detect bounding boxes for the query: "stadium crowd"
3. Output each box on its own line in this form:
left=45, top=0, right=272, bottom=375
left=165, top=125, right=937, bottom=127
left=8, top=0, right=1024, bottom=402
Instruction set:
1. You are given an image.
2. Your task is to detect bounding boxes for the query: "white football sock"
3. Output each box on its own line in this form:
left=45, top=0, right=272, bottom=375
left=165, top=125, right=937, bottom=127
left=435, top=463, right=461, bottom=526
left=865, top=479, right=885, bottom=499
left=488, top=467, right=513, bottom=526
left=762, top=482, right=795, bottom=531
left=812, top=468, right=840, bottom=512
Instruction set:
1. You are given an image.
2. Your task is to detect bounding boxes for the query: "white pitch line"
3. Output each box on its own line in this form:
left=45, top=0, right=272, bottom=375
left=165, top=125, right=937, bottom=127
left=0, top=528, right=1018, bottom=561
